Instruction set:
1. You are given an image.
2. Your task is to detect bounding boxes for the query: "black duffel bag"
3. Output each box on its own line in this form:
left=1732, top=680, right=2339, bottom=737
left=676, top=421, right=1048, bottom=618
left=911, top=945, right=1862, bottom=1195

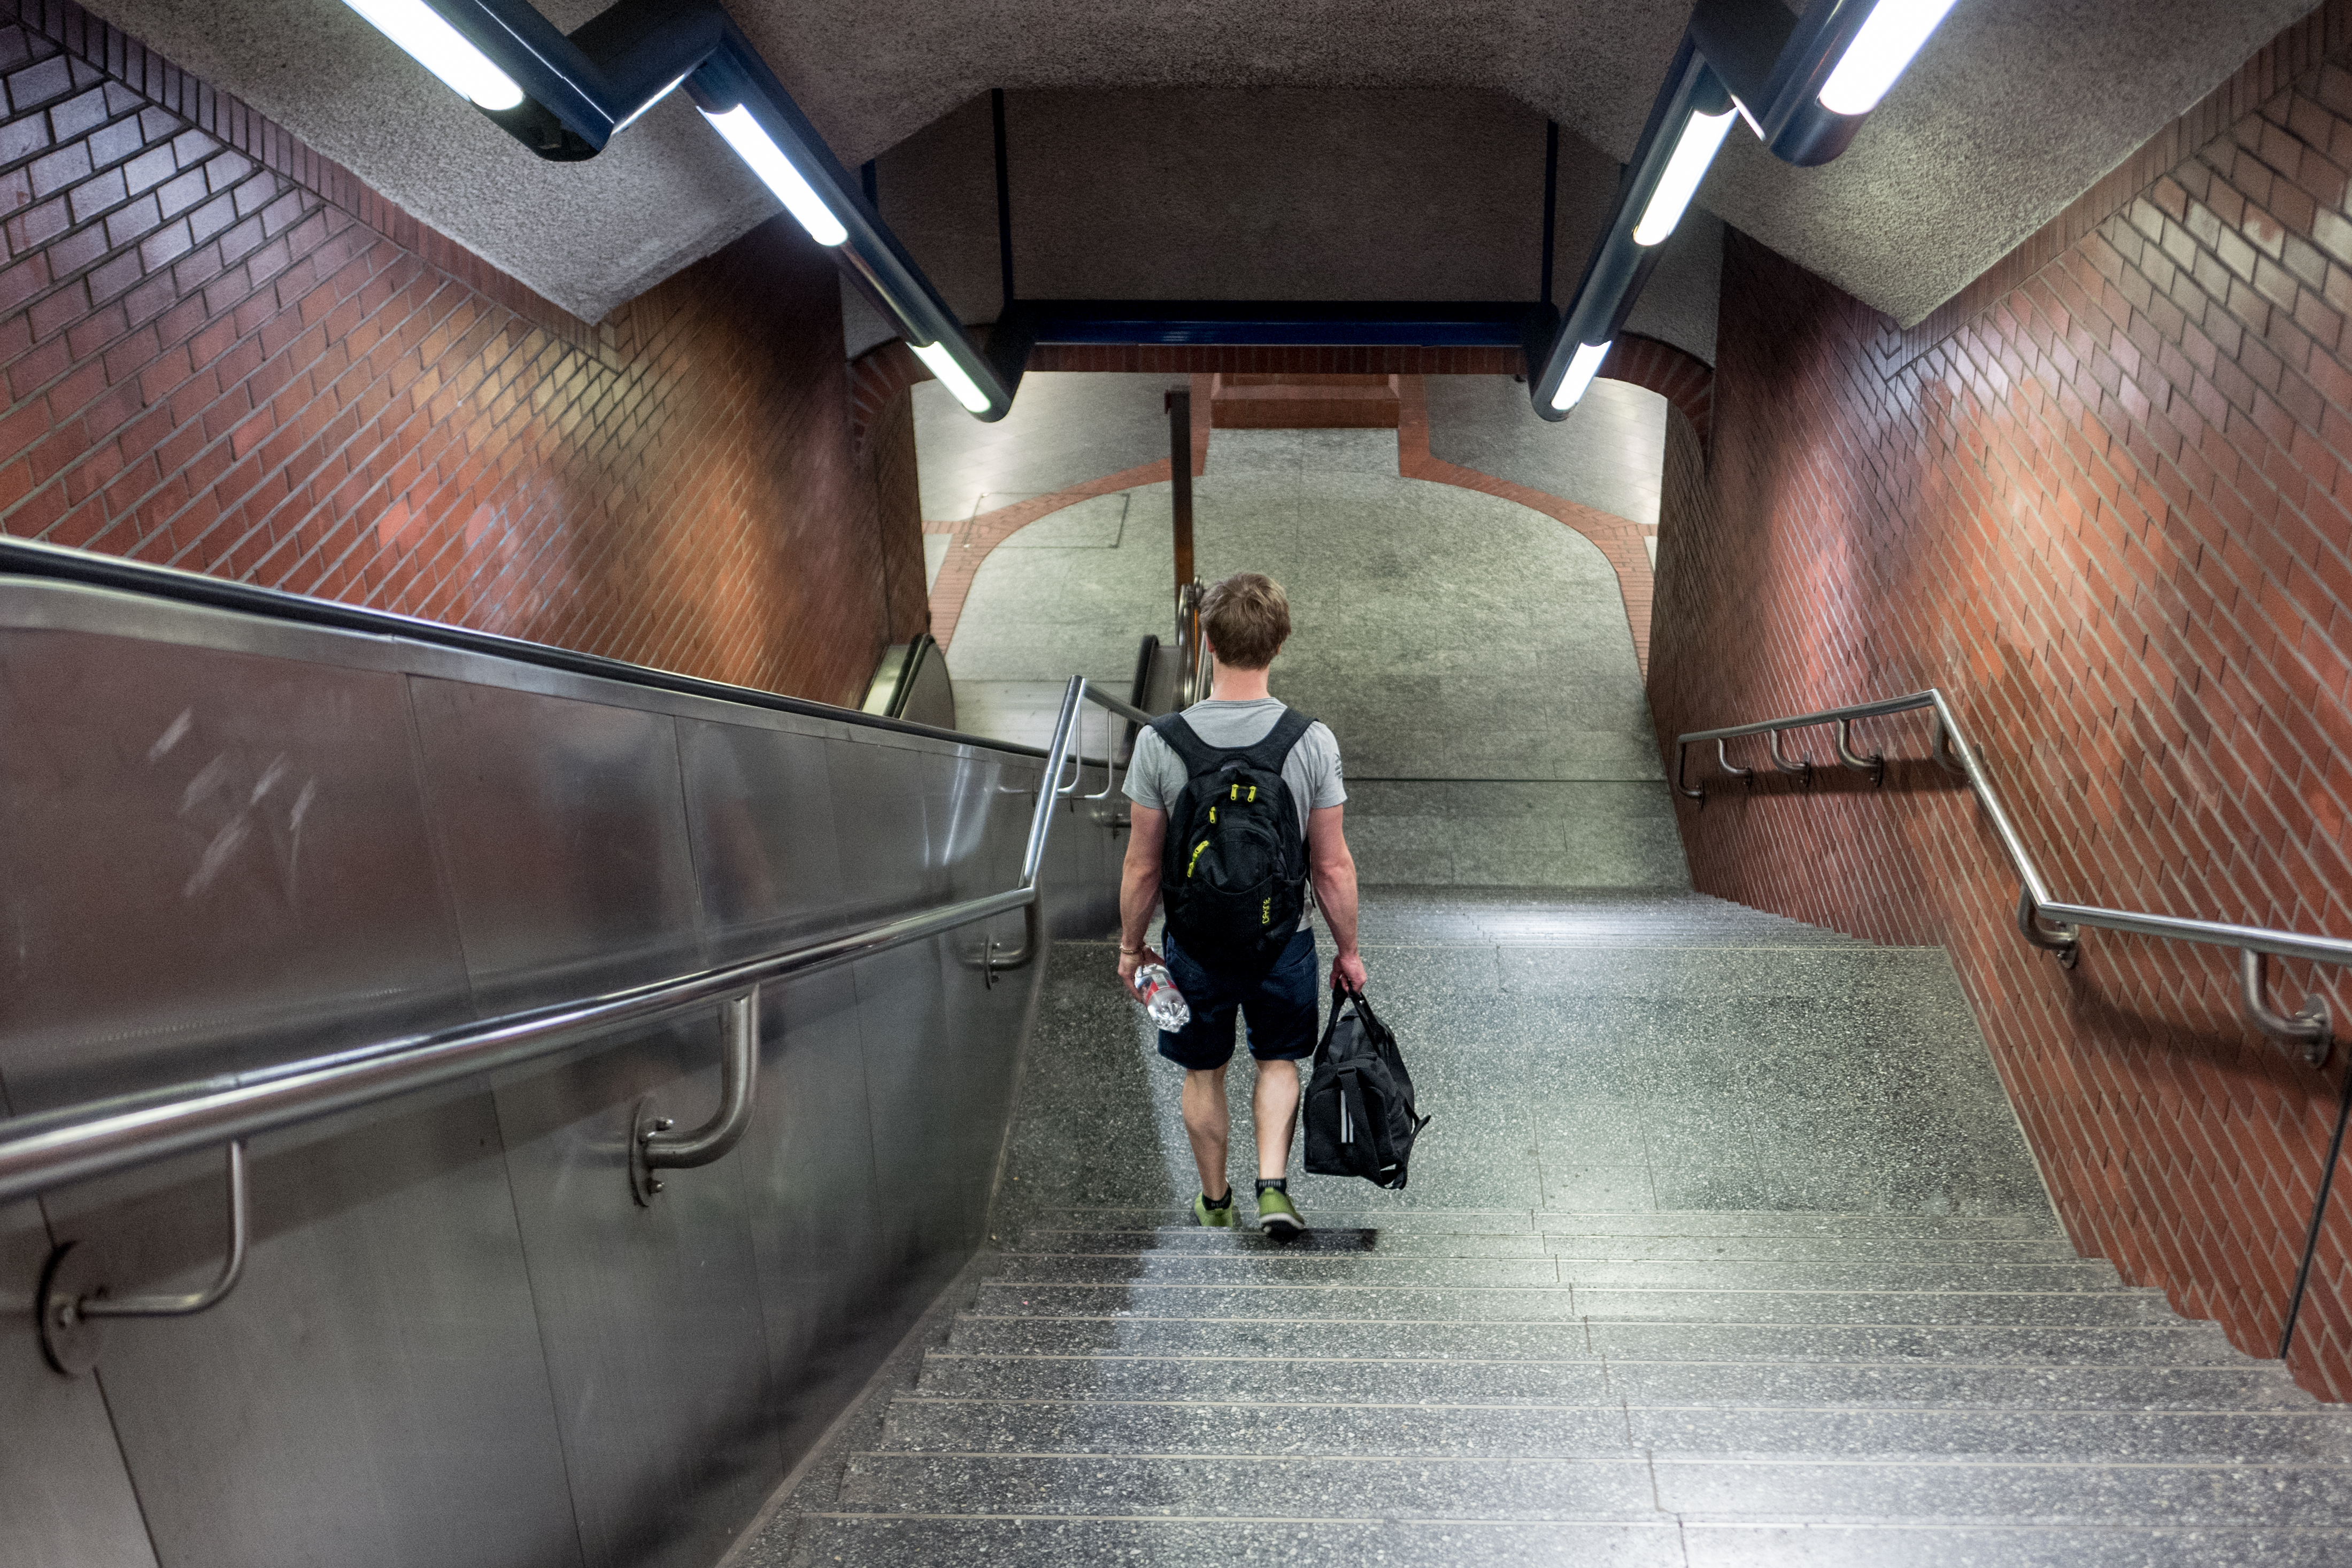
left=1302, top=985, right=1429, bottom=1189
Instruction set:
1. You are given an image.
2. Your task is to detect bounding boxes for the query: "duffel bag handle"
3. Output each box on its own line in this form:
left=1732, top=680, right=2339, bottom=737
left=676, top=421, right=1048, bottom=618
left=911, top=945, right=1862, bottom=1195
left=1331, top=980, right=1387, bottom=1036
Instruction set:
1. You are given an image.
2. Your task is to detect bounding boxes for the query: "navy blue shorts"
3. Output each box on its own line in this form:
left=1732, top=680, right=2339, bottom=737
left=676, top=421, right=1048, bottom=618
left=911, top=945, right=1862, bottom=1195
left=1156, top=927, right=1321, bottom=1072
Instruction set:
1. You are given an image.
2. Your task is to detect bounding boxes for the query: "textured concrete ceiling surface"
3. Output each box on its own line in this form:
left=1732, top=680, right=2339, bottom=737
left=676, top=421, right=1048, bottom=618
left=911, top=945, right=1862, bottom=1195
left=82, top=0, right=2320, bottom=326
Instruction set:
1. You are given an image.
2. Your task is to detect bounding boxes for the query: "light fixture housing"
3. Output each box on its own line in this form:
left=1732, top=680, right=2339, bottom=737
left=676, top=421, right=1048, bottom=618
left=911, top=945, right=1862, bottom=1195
left=1533, top=0, right=1963, bottom=418
left=612, top=71, right=690, bottom=134
left=913, top=341, right=991, bottom=414
left=1632, top=106, right=1737, bottom=247
left=701, top=103, right=849, bottom=246
left=1549, top=341, right=1613, bottom=413
left=314, top=0, right=1023, bottom=420
left=339, top=0, right=523, bottom=110
left=1818, top=0, right=1963, bottom=115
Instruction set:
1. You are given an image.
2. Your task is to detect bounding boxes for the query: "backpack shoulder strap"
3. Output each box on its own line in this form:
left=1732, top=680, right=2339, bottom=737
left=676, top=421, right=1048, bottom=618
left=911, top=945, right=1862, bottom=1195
left=1150, top=714, right=1223, bottom=779
left=1239, top=707, right=1315, bottom=773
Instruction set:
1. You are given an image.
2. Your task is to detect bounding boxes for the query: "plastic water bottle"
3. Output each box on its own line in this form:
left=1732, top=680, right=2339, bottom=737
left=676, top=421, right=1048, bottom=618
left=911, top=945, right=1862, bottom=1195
left=1131, top=963, right=1192, bottom=1031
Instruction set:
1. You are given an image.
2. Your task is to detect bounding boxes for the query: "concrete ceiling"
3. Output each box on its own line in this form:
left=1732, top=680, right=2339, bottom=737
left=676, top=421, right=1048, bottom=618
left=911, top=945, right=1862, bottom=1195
left=84, top=0, right=2320, bottom=327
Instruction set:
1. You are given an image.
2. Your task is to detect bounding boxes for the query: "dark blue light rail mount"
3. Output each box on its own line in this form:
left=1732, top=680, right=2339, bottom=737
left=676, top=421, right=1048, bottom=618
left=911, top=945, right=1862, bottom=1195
left=338, top=0, right=1958, bottom=427
left=1532, top=0, right=1961, bottom=418
left=335, top=0, right=1016, bottom=418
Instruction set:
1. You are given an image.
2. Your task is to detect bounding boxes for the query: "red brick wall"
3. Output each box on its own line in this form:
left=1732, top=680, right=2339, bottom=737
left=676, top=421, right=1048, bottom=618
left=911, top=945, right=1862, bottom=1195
left=1649, top=14, right=2352, bottom=1395
left=0, top=1, right=924, bottom=707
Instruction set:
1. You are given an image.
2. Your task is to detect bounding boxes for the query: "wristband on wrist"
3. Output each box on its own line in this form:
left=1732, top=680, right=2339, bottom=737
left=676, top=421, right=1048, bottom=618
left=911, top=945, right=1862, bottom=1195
left=1120, top=945, right=1144, bottom=957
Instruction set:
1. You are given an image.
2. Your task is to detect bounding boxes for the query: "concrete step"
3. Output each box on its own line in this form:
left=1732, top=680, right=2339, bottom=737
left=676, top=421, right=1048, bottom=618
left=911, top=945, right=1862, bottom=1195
left=833, top=1450, right=2352, bottom=1524
left=1012, top=1227, right=2091, bottom=1264
left=790, top=1514, right=2352, bottom=1567
left=1685, top=1524, right=2352, bottom=1567
left=834, top=1450, right=1662, bottom=1519
left=875, top=1397, right=2352, bottom=1461
left=1024, top=1208, right=2069, bottom=1240
left=788, top=1516, right=1688, bottom=1568
left=1655, top=1454, right=2352, bottom=1523
left=947, top=1314, right=2246, bottom=1365
left=914, top=1353, right=2315, bottom=1411
left=981, top=1253, right=1566, bottom=1287
left=980, top=1252, right=2127, bottom=1293
left=966, top=1281, right=2183, bottom=1327
left=1353, top=890, right=1871, bottom=945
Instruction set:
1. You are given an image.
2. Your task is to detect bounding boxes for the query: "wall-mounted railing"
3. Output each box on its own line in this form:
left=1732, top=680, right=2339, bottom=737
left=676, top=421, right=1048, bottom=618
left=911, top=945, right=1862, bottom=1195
left=1677, top=689, right=2343, bottom=1062
left=1676, top=686, right=2352, bottom=1359
left=7, top=672, right=1148, bottom=1376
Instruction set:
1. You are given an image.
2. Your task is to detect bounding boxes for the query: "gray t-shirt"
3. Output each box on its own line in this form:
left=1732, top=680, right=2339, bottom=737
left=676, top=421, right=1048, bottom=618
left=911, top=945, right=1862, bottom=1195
left=1124, top=699, right=1345, bottom=929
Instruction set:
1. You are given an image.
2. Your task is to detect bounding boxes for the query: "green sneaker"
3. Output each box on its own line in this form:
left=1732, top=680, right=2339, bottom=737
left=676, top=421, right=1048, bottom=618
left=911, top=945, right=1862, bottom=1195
left=1255, top=1188, right=1306, bottom=1240
left=1193, top=1191, right=1236, bottom=1229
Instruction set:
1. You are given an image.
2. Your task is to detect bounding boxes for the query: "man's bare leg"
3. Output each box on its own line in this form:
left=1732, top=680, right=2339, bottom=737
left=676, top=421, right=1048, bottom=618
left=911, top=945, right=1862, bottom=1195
left=1182, top=1064, right=1231, bottom=1199
left=1254, top=1059, right=1301, bottom=1180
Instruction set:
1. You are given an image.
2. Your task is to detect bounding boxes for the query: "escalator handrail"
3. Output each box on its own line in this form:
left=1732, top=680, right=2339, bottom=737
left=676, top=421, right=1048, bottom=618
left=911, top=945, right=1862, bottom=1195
left=0, top=537, right=1054, bottom=760
left=0, top=678, right=1150, bottom=1209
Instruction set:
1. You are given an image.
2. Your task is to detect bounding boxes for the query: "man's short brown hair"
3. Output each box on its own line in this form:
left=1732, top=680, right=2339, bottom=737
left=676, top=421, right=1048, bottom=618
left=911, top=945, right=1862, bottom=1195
left=1201, top=573, right=1291, bottom=670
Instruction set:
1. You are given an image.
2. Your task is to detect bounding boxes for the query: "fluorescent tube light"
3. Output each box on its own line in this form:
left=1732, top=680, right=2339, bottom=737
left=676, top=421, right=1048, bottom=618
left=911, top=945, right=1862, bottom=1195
left=613, top=71, right=691, bottom=134
left=1632, top=106, right=1735, bottom=247
left=339, top=0, right=523, bottom=111
left=701, top=104, right=849, bottom=246
left=1549, top=339, right=1611, bottom=413
left=1818, top=0, right=1962, bottom=117
left=913, top=340, right=991, bottom=414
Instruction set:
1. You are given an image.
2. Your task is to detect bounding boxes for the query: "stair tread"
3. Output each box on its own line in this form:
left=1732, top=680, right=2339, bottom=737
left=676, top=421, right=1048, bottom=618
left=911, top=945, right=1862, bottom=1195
left=978, top=1254, right=2127, bottom=1292
left=1019, top=1209, right=2070, bottom=1239
left=1010, top=1229, right=2090, bottom=1262
left=966, top=1281, right=2180, bottom=1327
left=914, top=1354, right=2315, bottom=1410
left=834, top=1451, right=2352, bottom=1524
left=875, top=1398, right=2352, bottom=1459
left=790, top=1516, right=2352, bottom=1568
left=947, top=1316, right=2248, bottom=1365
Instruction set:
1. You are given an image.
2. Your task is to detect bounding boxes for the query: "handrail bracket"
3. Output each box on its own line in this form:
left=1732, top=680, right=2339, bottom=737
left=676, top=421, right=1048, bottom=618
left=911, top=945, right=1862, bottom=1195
left=630, top=987, right=761, bottom=1204
left=40, top=1139, right=250, bottom=1376
left=1675, top=741, right=1706, bottom=802
left=2016, top=889, right=2081, bottom=969
left=1834, top=718, right=1884, bottom=786
left=2241, top=949, right=2332, bottom=1067
left=1767, top=728, right=1813, bottom=785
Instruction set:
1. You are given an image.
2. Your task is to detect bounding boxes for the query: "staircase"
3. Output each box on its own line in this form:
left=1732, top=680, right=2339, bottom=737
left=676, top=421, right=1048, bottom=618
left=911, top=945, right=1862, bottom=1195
left=743, top=892, right=2352, bottom=1565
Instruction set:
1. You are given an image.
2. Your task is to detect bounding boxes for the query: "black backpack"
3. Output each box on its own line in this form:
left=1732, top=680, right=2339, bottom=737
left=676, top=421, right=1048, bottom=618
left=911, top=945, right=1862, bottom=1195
left=1154, top=708, right=1314, bottom=974
left=1304, top=986, right=1430, bottom=1189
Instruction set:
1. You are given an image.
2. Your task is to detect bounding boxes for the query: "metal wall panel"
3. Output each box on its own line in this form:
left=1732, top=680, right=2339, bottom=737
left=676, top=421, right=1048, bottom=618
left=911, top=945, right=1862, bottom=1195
left=0, top=628, right=473, bottom=1108
left=407, top=678, right=704, bottom=1013
left=850, top=939, right=970, bottom=1286
left=0, top=578, right=1128, bottom=1568
left=0, top=1197, right=159, bottom=1568
left=490, top=1018, right=782, bottom=1568
left=678, top=716, right=852, bottom=961
left=734, top=969, right=891, bottom=1461
left=45, top=1087, right=582, bottom=1568
left=823, top=732, right=952, bottom=921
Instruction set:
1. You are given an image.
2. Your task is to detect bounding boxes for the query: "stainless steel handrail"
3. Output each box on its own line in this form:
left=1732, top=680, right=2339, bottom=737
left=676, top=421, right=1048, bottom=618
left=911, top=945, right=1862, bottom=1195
left=1675, top=688, right=2341, bottom=1064
left=0, top=677, right=1146, bottom=1217
left=1173, top=581, right=1208, bottom=708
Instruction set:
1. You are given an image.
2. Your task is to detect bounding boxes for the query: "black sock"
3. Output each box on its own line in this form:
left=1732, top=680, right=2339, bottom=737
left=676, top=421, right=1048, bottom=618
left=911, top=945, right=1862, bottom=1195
left=1255, top=1178, right=1287, bottom=1197
left=1201, top=1188, right=1233, bottom=1210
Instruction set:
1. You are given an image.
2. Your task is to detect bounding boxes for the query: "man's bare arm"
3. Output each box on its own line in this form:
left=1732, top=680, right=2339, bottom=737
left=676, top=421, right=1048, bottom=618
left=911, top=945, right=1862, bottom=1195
left=1118, top=806, right=1168, bottom=987
left=1307, top=803, right=1368, bottom=992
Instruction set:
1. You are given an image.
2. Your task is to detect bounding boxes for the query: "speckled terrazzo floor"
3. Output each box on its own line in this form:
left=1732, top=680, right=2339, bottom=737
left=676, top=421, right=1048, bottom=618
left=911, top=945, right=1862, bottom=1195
left=943, top=421, right=1688, bottom=890
left=729, top=894, right=2352, bottom=1566
left=714, top=379, right=2352, bottom=1564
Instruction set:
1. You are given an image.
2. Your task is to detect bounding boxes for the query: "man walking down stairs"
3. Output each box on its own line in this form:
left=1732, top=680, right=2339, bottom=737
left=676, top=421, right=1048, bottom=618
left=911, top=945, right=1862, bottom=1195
left=743, top=890, right=2352, bottom=1566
